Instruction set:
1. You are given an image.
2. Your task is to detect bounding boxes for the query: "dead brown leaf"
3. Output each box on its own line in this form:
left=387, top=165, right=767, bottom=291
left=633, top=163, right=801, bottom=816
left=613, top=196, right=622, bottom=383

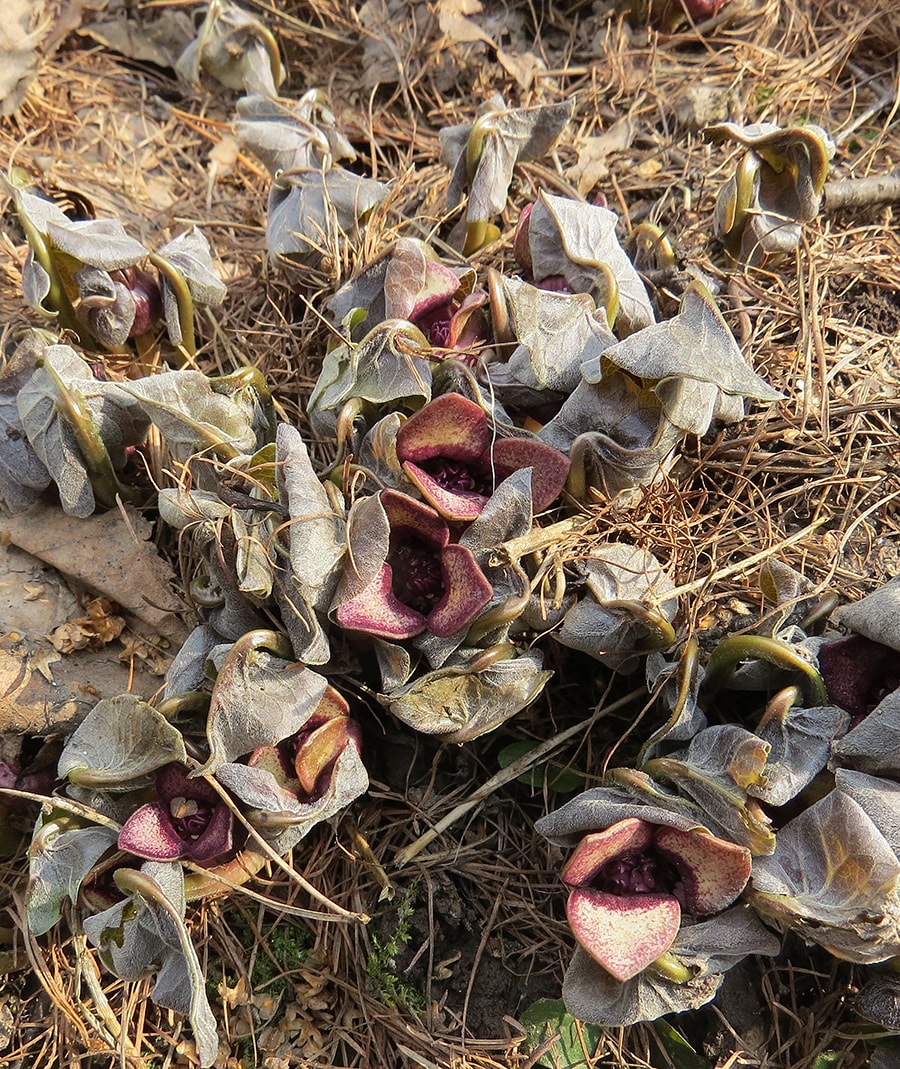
left=1, top=503, right=192, bottom=645
left=567, top=118, right=637, bottom=196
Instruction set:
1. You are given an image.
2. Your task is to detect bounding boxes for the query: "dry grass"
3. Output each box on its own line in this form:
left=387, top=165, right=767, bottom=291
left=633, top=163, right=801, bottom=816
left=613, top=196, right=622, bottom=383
left=2, top=0, right=900, bottom=1065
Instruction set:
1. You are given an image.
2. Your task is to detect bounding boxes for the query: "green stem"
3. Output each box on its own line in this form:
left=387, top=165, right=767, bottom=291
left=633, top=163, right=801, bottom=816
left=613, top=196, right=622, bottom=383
left=41, top=360, right=139, bottom=508
left=6, top=180, right=81, bottom=332
left=462, top=643, right=518, bottom=673
left=565, top=435, right=589, bottom=502
left=703, top=634, right=828, bottom=706
left=602, top=600, right=676, bottom=651
left=148, top=252, right=196, bottom=358
left=595, top=261, right=620, bottom=328
left=630, top=222, right=676, bottom=270
left=156, top=691, right=211, bottom=721
left=799, top=589, right=841, bottom=634
left=638, top=638, right=698, bottom=763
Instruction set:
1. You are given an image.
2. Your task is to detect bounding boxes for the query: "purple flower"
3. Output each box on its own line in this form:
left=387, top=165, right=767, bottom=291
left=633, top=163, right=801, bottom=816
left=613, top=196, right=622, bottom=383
left=413, top=289, right=491, bottom=356
left=818, top=633, right=899, bottom=722
left=396, top=392, right=570, bottom=522
left=118, top=763, right=234, bottom=864
left=76, top=265, right=163, bottom=347
left=248, top=686, right=362, bottom=802
left=335, top=488, right=493, bottom=640
left=561, top=815, right=751, bottom=982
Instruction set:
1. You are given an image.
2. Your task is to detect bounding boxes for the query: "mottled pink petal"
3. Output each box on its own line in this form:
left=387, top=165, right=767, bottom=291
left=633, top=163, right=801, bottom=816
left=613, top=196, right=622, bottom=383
left=654, top=826, right=751, bottom=914
left=336, top=563, right=427, bottom=640
left=562, top=819, right=655, bottom=887
left=118, top=802, right=187, bottom=860
left=411, top=260, right=462, bottom=320
left=402, top=461, right=489, bottom=521
left=317, top=685, right=351, bottom=719
left=534, top=275, right=571, bottom=293
left=427, top=543, right=494, bottom=637
left=294, top=717, right=352, bottom=796
left=248, top=745, right=291, bottom=784
left=381, top=489, right=449, bottom=548
left=567, top=887, right=681, bottom=982
left=384, top=240, right=459, bottom=321
left=396, top=393, right=489, bottom=464
left=684, top=0, right=726, bottom=16
left=491, top=438, right=570, bottom=513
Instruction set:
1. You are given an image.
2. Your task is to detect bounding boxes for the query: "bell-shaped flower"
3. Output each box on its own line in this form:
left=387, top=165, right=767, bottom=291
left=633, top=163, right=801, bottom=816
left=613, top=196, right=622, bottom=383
left=247, top=686, right=361, bottom=803
left=395, top=392, right=570, bottom=521
left=537, top=789, right=768, bottom=1026
left=821, top=575, right=900, bottom=721
left=214, top=686, right=369, bottom=854
left=118, top=763, right=234, bottom=864
left=642, top=0, right=729, bottom=31
left=327, top=237, right=488, bottom=356
left=332, top=489, right=493, bottom=640
left=560, top=815, right=751, bottom=982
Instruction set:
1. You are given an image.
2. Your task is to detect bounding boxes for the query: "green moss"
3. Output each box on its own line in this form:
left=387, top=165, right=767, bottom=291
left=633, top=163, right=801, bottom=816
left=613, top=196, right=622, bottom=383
left=366, top=881, right=426, bottom=1011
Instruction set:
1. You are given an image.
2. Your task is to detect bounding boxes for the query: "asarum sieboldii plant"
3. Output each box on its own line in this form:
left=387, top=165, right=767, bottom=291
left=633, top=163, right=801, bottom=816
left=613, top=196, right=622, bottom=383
left=559, top=814, right=750, bottom=981
left=118, top=763, right=234, bottom=864
left=324, top=237, right=492, bottom=361
left=705, top=122, right=835, bottom=267
left=536, top=790, right=774, bottom=1026
left=395, top=392, right=570, bottom=521
left=333, top=488, right=493, bottom=640
left=2, top=171, right=226, bottom=358
left=214, top=684, right=369, bottom=854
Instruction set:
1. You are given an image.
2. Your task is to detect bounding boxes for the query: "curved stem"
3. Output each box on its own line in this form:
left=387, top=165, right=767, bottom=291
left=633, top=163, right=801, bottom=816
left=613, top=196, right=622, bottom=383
left=156, top=691, right=211, bottom=721
left=702, top=634, right=828, bottom=706
left=148, top=252, right=196, bottom=358
left=42, top=361, right=137, bottom=508
left=602, top=600, right=676, bottom=652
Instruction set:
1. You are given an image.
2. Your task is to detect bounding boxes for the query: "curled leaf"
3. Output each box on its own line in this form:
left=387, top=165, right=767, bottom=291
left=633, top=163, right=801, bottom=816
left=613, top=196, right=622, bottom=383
left=26, top=820, right=119, bottom=935
left=553, top=544, right=678, bottom=669
left=750, top=789, right=900, bottom=963
left=84, top=862, right=220, bottom=1067
left=199, top=632, right=329, bottom=776
left=441, top=96, right=574, bottom=253
left=381, top=647, right=551, bottom=742
left=521, top=192, right=654, bottom=335
left=706, top=121, right=835, bottom=266
left=308, top=319, right=433, bottom=438
left=58, top=695, right=188, bottom=789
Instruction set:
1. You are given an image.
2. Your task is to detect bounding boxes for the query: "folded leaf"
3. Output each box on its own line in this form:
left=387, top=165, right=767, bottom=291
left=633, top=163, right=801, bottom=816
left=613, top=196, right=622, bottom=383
left=58, top=695, right=188, bottom=789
